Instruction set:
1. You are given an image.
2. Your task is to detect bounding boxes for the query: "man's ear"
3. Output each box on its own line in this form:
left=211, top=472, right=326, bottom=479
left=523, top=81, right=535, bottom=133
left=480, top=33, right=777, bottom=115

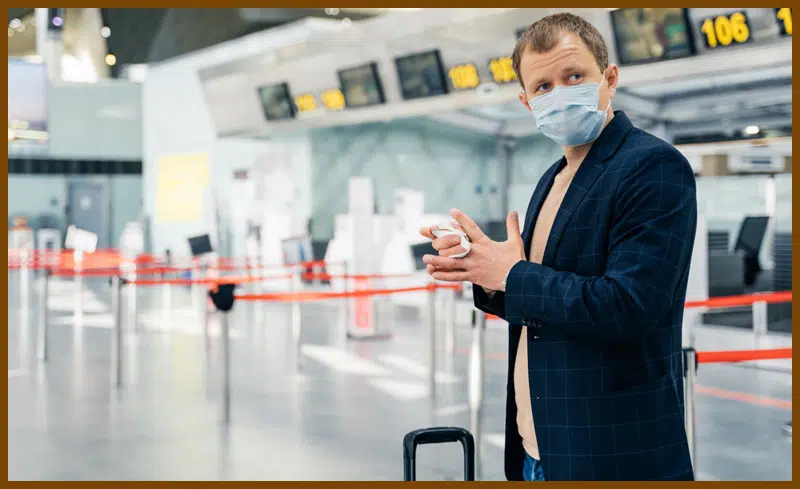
left=518, top=91, right=532, bottom=112
left=606, top=64, right=620, bottom=96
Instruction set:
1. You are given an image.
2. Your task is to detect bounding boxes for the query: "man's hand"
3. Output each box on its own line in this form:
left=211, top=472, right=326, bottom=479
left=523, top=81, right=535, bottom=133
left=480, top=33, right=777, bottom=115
left=418, top=209, right=525, bottom=291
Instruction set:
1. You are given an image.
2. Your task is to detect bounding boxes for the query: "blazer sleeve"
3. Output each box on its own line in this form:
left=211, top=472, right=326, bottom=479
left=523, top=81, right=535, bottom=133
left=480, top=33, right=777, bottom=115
left=473, top=286, right=506, bottom=319
left=502, top=149, right=697, bottom=345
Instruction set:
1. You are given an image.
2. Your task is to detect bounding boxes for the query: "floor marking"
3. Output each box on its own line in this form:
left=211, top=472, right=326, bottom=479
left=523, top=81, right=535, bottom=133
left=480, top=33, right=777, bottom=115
left=367, top=378, right=429, bottom=401
left=434, top=403, right=470, bottom=416
left=377, top=354, right=461, bottom=383
left=696, top=384, right=792, bottom=410
left=301, top=344, right=392, bottom=377
left=8, top=368, right=28, bottom=378
left=484, top=432, right=505, bottom=450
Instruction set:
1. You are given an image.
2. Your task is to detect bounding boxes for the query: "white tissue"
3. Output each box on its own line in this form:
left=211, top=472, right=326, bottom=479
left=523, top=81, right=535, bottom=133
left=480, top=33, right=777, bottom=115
left=432, top=222, right=471, bottom=258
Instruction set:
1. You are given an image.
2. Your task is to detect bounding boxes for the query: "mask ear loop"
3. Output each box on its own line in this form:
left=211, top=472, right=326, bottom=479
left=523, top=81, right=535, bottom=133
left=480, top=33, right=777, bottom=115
left=598, top=75, right=613, bottom=114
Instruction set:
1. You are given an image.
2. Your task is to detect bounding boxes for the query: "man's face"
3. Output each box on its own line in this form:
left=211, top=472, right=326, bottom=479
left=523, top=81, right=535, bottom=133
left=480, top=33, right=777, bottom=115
left=517, top=32, right=618, bottom=113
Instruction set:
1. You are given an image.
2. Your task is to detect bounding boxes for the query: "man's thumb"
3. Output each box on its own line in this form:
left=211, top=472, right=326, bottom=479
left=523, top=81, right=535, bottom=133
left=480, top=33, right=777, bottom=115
left=506, top=211, right=522, bottom=240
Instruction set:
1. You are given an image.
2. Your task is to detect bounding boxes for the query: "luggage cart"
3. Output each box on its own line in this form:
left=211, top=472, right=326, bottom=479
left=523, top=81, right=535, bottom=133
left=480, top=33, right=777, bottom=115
left=403, top=427, right=475, bottom=481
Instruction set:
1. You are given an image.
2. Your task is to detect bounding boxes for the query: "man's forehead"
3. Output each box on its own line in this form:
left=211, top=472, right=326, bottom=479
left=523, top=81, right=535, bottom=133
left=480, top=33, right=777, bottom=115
left=520, top=32, right=591, bottom=71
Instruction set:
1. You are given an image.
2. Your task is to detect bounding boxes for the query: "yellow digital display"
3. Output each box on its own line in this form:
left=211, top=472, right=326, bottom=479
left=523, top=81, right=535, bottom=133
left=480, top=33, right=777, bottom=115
left=294, top=93, right=318, bottom=113
left=488, top=57, right=517, bottom=84
left=700, top=11, right=751, bottom=49
left=776, top=8, right=792, bottom=36
left=448, top=63, right=480, bottom=90
left=320, top=89, right=345, bottom=111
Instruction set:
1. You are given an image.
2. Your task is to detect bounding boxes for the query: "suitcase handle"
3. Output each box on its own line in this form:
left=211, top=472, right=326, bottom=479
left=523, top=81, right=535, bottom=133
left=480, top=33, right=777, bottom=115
left=403, top=427, right=475, bottom=481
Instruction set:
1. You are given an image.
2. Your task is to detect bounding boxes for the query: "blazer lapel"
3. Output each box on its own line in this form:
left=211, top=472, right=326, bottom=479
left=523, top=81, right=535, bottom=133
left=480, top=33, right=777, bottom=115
left=540, top=161, right=606, bottom=267
left=540, top=111, right=635, bottom=267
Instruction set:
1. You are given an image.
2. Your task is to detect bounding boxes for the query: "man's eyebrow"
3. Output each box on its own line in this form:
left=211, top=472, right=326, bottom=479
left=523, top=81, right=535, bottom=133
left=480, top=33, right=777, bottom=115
left=560, top=63, right=584, bottom=74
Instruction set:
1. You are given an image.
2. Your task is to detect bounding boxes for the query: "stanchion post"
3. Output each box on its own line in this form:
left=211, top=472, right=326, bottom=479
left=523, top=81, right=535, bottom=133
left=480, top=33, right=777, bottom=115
left=110, top=275, right=124, bottom=388
left=427, top=284, right=437, bottom=399
left=221, top=311, right=231, bottom=424
left=468, top=309, right=487, bottom=481
left=20, top=247, right=29, bottom=312
left=752, top=300, right=768, bottom=336
left=74, top=250, right=84, bottom=321
left=683, top=347, right=697, bottom=471
left=291, top=266, right=303, bottom=371
left=444, top=286, right=456, bottom=355
left=36, top=268, right=51, bottom=362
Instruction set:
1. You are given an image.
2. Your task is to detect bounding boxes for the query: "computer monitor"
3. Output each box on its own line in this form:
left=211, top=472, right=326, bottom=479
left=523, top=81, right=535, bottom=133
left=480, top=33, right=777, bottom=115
left=734, top=215, right=770, bottom=286
left=410, top=242, right=436, bottom=271
left=311, top=240, right=329, bottom=261
left=187, top=234, right=213, bottom=257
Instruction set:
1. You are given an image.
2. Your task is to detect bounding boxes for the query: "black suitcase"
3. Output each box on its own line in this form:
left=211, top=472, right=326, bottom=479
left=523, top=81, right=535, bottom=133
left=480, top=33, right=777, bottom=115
left=403, top=427, right=475, bottom=481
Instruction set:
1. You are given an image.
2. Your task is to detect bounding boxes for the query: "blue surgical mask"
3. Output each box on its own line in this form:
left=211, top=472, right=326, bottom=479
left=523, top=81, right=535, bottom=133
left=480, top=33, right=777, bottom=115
left=527, top=77, right=611, bottom=147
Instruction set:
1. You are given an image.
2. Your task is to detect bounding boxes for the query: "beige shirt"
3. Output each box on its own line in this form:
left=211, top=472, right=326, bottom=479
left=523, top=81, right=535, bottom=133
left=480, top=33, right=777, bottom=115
left=515, top=163, right=578, bottom=460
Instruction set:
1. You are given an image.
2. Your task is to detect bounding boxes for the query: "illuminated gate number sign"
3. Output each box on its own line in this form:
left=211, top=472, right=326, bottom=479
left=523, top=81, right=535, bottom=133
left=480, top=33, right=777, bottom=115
left=488, top=56, right=517, bottom=84
left=321, top=89, right=345, bottom=110
left=294, top=93, right=318, bottom=113
left=775, top=8, right=792, bottom=36
left=448, top=63, right=480, bottom=90
left=700, top=11, right=752, bottom=49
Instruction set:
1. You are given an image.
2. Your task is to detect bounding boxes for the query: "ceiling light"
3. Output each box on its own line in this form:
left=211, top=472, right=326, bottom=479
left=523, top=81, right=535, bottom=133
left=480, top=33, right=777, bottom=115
left=744, top=125, right=760, bottom=135
left=341, top=17, right=351, bottom=26
left=105, top=54, right=117, bottom=66
left=100, top=26, right=111, bottom=38
left=9, top=18, right=21, bottom=29
left=52, top=16, right=63, bottom=27
left=325, top=8, right=340, bottom=15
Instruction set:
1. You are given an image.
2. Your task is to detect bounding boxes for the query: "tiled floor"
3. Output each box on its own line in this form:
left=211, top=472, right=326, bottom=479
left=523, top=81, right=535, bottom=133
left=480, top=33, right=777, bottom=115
left=7, top=272, right=793, bottom=480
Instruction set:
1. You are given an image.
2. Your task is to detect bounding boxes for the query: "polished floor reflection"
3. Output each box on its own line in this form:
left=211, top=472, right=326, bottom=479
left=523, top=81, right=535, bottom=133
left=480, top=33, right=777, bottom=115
left=7, top=273, right=793, bottom=480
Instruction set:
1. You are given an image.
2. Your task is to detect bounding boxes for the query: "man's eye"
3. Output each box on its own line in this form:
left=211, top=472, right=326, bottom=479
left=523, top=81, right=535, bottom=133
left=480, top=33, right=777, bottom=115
left=568, top=73, right=582, bottom=82
left=537, top=83, right=551, bottom=92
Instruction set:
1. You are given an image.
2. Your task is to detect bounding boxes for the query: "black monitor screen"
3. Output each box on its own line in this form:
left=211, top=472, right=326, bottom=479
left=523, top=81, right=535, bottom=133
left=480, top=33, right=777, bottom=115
left=735, top=216, right=770, bottom=256
left=311, top=240, right=329, bottom=261
left=188, top=234, right=213, bottom=257
left=338, top=62, right=386, bottom=108
left=610, top=8, right=695, bottom=65
left=410, top=242, right=436, bottom=271
left=257, top=82, right=296, bottom=121
left=395, top=49, right=449, bottom=100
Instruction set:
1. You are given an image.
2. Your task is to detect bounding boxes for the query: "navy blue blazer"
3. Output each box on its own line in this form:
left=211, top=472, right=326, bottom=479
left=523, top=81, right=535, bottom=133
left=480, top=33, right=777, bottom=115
left=474, top=111, right=697, bottom=481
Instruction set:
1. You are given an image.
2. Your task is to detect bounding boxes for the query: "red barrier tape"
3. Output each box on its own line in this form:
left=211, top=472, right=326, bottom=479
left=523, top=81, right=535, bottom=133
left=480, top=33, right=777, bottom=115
left=697, top=347, right=792, bottom=364
left=128, top=275, right=271, bottom=286
left=685, top=291, right=792, bottom=309
left=236, top=283, right=440, bottom=302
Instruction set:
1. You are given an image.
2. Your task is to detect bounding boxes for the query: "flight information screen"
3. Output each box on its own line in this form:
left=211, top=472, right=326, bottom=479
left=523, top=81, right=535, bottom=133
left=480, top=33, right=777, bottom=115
left=257, top=82, right=296, bottom=121
left=394, top=49, right=449, bottom=100
left=338, top=62, right=386, bottom=108
left=610, top=8, right=695, bottom=65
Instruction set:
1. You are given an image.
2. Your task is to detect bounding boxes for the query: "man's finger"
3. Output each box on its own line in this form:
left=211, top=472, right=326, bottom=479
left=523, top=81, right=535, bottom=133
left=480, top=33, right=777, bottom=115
left=431, top=270, right=468, bottom=282
left=418, top=226, right=436, bottom=240
left=423, top=254, right=464, bottom=270
left=431, top=234, right=462, bottom=251
left=450, top=209, right=486, bottom=242
left=506, top=211, right=522, bottom=239
left=438, top=245, right=467, bottom=258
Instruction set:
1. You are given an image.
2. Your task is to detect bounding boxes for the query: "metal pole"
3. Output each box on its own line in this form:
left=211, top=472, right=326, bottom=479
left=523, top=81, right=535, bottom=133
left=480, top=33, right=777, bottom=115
left=20, top=247, right=29, bottom=313
left=291, top=266, right=302, bottom=371
left=36, top=269, right=50, bottom=362
left=468, top=310, right=487, bottom=481
left=220, top=311, right=231, bottom=424
left=444, top=286, right=456, bottom=355
left=752, top=300, right=768, bottom=336
left=111, top=275, right=123, bottom=388
left=74, top=251, right=83, bottom=323
left=683, top=347, right=697, bottom=471
left=427, top=285, right=437, bottom=399
left=163, top=282, right=172, bottom=333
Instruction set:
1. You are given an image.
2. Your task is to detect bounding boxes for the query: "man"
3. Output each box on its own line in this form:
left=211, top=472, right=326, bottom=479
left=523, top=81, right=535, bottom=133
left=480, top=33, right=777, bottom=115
left=420, top=13, right=697, bottom=481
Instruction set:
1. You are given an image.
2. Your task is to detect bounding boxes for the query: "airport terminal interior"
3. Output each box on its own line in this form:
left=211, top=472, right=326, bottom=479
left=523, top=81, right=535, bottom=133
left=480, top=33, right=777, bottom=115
left=7, top=7, right=793, bottom=481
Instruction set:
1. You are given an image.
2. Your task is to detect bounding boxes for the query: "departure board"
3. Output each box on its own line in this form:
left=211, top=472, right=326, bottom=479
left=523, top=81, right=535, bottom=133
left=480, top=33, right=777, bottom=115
left=394, top=49, right=450, bottom=100
left=610, top=8, right=695, bottom=65
left=337, top=62, right=386, bottom=108
left=257, top=82, right=296, bottom=121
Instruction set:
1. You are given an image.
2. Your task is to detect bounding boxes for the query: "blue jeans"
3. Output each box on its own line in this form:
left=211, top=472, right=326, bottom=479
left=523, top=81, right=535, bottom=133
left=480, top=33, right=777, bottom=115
left=523, top=453, right=545, bottom=481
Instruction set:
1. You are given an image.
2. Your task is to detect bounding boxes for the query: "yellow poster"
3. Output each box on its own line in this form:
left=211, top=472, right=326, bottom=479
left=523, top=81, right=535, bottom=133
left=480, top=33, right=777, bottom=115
left=155, top=152, right=209, bottom=223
